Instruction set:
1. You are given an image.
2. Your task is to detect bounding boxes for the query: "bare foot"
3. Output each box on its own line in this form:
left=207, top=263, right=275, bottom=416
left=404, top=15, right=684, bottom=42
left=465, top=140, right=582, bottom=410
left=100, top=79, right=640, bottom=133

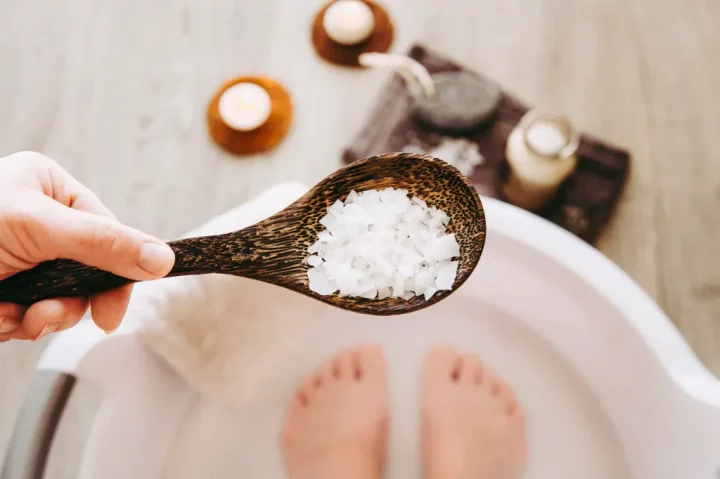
left=422, top=346, right=527, bottom=479
left=282, top=345, right=388, bottom=479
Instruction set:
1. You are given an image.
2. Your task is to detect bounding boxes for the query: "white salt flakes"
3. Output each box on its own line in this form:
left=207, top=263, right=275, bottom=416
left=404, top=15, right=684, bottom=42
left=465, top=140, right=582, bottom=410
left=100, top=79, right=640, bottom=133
left=307, top=255, right=323, bottom=267
left=423, top=286, right=438, bottom=300
left=436, top=261, right=459, bottom=290
left=424, top=234, right=461, bottom=261
left=306, top=188, right=461, bottom=300
left=307, top=265, right=337, bottom=295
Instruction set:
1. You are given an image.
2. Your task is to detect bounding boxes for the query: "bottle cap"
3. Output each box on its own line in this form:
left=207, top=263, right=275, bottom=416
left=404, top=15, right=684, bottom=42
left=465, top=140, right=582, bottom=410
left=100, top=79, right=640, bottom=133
left=519, top=110, right=580, bottom=160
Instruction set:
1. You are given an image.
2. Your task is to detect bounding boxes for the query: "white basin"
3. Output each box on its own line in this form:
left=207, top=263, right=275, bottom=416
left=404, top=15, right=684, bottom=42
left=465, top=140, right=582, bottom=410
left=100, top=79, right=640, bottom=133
left=8, top=193, right=718, bottom=479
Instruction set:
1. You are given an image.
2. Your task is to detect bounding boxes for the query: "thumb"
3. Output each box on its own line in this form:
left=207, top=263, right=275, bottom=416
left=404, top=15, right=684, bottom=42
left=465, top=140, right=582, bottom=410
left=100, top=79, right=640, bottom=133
left=33, top=198, right=175, bottom=280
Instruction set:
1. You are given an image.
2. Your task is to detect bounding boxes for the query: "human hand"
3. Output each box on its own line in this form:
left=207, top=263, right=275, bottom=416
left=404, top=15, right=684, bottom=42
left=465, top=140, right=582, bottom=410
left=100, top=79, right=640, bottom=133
left=0, top=152, right=175, bottom=342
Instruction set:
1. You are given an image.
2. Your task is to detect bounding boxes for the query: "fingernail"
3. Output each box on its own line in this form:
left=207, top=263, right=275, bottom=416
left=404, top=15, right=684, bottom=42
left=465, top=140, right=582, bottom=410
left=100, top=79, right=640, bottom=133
left=0, top=317, right=17, bottom=334
left=138, top=243, right=175, bottom=276
left=104, top=325, right=119, bottom=335
left=34, top=323, right=60, bottom=341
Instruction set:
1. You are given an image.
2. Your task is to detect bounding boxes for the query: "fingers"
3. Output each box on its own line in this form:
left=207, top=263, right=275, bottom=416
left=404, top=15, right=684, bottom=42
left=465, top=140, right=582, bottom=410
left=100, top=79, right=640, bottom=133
left=1, top=152, right=114, bottom=218
left=0, top=302, right=26, bottom=327
left=0, top=285, right=132, bottom=341
left=1, top=283, right=89, bottom=343
left=21, top=297, right=89, bottom=340
left=89, top=285, right=133, bottom=333
left=44, top=162, right=119, bottom=219
left=39, top=155, right=161, bottom=336
left=0, top=303, right=28, bottom=341
left=0, top=153, right=171, bottom=342
left=27, top=197, right=175, bottom=280
left=0, top=327, right=30, bottom=342
left=3, top=151, right=118, bottom=221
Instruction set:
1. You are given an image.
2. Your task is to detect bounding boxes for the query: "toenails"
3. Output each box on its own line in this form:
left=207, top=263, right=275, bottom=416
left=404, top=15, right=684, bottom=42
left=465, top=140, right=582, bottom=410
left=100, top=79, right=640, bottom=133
left=282, top=344, right=388, bottom=479
left=422, top=345, right=528, bottom=479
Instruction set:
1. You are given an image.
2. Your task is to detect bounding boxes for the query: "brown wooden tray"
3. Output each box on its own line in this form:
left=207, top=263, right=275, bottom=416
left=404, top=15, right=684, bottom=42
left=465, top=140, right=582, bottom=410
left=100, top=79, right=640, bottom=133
left=342, top=44, right=631, bottom=244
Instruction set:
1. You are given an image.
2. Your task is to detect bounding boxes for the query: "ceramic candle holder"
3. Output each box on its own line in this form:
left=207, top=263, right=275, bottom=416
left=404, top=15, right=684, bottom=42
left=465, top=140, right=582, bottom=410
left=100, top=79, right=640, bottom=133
left=207, top=76, right=293, bottom=156
left=311, top=0, right=394, bottom=68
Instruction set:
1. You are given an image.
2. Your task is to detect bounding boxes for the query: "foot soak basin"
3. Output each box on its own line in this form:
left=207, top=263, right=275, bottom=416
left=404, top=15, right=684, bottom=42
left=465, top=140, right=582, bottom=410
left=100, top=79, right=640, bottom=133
left=2, top=190, right=719, bottom=479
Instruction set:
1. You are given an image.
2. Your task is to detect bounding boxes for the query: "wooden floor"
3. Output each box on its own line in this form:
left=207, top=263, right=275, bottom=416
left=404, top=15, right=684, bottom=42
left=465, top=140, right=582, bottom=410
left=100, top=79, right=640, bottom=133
left=1, top=0, right=719, bottom=476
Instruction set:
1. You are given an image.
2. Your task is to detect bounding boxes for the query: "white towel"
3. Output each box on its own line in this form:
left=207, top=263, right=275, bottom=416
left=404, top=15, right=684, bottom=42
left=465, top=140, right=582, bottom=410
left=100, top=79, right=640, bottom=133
left=124, top=182, right=331, bottom=408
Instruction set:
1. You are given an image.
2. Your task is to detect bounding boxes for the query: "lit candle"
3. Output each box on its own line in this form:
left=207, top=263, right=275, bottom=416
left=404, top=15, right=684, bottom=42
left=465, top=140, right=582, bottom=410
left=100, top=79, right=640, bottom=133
left=323, top=0, right=375, bottom=46
left=218, top=83, right=273, bottom=132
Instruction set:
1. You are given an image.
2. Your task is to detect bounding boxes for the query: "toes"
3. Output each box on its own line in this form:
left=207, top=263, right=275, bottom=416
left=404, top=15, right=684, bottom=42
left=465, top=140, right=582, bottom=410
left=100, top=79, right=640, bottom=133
left=425, top=348, right=486, bottom=385
left=490, top=377, right=503, bottom=396
left=509, top=401, right=526, bottom=423
left=457, top=354, right=483, bottom=385
left=473, top=362, right=484, bottom=385
left=425, top=346, right=459, bottom=381
left=351, top=348, right=363, bottom=379
left=293, top=387, right=310, bottom=408
left=321, top=359, right=336, bottom=381
left=330, top=345, right=385, bottom=381
left=329, top=354, right=341, bottom=379
left=491, top=375, right=516, bottom=400
left=330, top=350, right=354, bottom=379
left=311, top=370, right=325, bottom=389
left=483, top=369, right=521, bottom=414
left=424, top=347, right=525, bottom=422
left=353, top=344, right=385, bottom=381
left=298, top=377, right=317, bottom=401
left=499, top=383, right=521, bottom=415
left=450, top=355, right=464, bottom=382
left=506, top=398, right=520, bottom=416
left=291, top=345, right=386, bottom=409
left=295, top=368, right=327, bottom=406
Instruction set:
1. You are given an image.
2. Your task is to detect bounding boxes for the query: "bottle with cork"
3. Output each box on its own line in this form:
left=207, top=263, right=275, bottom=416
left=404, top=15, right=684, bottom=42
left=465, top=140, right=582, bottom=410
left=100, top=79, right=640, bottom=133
left=503, top=110, right=580, bottom=211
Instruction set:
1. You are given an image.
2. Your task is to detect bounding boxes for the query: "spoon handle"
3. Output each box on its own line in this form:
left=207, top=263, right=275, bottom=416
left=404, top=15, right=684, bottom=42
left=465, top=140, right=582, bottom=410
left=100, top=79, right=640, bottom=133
left=0, top=233, right=252, bottom=306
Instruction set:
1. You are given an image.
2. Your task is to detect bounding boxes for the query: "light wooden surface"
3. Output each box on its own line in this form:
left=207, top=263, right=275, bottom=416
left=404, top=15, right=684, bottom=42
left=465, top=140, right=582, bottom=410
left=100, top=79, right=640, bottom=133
left=1, top=0, right=718, bottom=476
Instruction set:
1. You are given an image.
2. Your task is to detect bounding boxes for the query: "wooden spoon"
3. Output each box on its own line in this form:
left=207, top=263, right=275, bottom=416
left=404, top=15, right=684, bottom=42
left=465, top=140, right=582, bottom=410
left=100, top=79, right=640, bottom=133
left=0, top=153, right=486, bottom=316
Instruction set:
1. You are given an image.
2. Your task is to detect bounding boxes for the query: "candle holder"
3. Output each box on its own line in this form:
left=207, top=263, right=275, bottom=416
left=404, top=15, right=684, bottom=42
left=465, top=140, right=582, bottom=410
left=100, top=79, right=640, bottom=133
left=207, top=76, right=293, bottom=156
left=311, top=0, right=394, bottom=68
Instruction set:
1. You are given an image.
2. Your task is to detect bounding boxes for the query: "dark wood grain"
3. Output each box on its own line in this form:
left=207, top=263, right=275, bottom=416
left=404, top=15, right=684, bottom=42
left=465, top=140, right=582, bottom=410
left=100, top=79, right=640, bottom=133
left=0, top=153, right=486, bottom=316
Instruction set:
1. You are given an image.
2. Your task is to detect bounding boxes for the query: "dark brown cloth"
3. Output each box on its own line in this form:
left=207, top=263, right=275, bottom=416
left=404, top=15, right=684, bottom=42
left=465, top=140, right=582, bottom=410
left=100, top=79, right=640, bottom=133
left=342, top=44, right=631, bottom=244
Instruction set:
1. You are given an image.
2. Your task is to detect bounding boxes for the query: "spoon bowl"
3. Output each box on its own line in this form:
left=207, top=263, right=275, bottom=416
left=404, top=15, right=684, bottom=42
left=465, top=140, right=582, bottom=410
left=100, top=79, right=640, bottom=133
left=0, top=153, right=486, bottom=316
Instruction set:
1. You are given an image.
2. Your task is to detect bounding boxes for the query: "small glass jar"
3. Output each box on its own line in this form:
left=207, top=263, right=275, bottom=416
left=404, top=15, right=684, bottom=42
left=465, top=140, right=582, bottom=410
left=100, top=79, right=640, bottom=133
left=502, top=110, right=580, bottom=211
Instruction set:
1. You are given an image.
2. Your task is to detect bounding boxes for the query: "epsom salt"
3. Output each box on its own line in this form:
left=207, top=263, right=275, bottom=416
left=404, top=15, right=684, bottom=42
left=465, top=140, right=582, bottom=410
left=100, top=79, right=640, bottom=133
left=306, top=188, right=460, bottom=300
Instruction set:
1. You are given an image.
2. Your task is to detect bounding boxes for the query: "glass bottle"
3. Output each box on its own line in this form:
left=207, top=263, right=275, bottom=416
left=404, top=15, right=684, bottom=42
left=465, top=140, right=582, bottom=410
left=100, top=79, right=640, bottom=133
left=502, top=110, right=580, bottom=211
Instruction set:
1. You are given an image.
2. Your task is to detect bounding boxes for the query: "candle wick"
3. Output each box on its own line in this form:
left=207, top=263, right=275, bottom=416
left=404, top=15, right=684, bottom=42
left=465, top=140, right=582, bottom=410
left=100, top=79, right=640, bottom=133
left=359, top=53, right=435, bottom=99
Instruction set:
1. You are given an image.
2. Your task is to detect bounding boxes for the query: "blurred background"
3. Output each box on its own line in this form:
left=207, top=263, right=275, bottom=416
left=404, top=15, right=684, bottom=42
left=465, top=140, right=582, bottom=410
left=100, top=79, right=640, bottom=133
left=0, top=0, right=718, bottom=476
